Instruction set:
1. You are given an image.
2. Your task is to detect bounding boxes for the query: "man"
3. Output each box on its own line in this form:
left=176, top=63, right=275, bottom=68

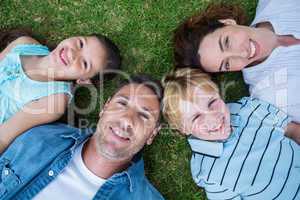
left=0, top=75, right=164, bottom=200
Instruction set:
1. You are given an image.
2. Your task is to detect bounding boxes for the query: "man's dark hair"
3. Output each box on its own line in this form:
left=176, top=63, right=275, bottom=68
left=114, top=74, right=163, bottom=124
left=116, top=74, right=163, bottom=103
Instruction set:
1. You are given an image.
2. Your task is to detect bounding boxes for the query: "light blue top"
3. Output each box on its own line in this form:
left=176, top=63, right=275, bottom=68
left=0, top=44, right=72, bottom=123
left=0, top=123, right=164, bottom=200
left=242, top=0, right=300, bottom=122
left=188, top=97, right=300, bottom=200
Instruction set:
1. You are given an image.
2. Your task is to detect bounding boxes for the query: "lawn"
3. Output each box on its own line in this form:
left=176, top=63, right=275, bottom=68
left=0, top=0, right=257, bottom=199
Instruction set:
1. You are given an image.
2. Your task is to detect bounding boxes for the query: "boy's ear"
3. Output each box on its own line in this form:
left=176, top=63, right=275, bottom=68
left=146, top=124, right=161, bottom=145
left=76, top=78, right=92, bottom=85
left=218, top=18, right=237, bottom=25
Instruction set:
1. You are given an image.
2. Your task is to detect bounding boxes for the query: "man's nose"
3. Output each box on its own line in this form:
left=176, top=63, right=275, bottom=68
left=120, top=110, right=135, bottom=131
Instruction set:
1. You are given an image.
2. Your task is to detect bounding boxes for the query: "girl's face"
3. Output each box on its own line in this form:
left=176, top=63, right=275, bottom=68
left=198, top=19, right=278, bottom=72
left=179, top=86, right=231, bottom=141
left=49, top=36, right=107, bottom=81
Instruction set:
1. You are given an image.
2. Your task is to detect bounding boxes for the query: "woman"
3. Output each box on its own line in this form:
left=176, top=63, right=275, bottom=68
left=174, top=0, right=300, bottom=123
left=0, top=28, right=121, bottom=153
left=162, top=68, right=300, bottom=199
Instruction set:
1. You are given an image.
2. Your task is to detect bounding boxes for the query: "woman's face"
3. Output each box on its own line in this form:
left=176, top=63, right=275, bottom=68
left=198, top=19, right=278, bottom=72
left=49, top=36, right=107, bottom=81
left=179, top=86, right=231, bottom=141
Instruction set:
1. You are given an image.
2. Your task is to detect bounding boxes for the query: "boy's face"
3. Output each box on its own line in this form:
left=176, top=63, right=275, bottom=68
left=178, top=86, right=231, bottom=141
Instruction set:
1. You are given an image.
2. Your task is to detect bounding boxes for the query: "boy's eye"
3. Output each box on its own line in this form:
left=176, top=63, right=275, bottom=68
left=192, top=114, right=201, bottom=122
left=208, top=99, right=217, bottom=108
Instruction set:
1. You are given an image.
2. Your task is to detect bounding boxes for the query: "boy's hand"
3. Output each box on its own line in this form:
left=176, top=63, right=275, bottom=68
left=285, top=122, right=300, bottom=145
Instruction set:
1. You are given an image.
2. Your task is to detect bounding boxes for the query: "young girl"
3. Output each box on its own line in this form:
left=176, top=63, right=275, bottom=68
left=162, top=68, right=300, bottom=199
left=0, top=29, right=121, bottom=153
left=174, top=0, right=300, bottom=123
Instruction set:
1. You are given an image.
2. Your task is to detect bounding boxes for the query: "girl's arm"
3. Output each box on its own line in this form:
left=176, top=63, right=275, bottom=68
left=0, top=93, right=69, bottom=153
left=0, top=36, right=40, bottom=61
left=285, top=122, right=300, bottom=145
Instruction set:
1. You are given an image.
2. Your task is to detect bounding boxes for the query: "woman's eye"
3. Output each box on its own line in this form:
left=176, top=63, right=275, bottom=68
left=79, top=40, right=84, bottom=48
left=225, top=61, right=230, bottom=71
left=225, top=36, right=229, bottom=48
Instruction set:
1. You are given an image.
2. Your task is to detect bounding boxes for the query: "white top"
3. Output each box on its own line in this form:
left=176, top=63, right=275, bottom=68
left=33, top=142, right=106, bottom=200
left=242, top=0, right=300, bottom=122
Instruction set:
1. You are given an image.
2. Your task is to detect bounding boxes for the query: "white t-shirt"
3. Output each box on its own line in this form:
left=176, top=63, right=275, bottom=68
left=33, top=142, right=106, bottom=200
left=242, top=0, right=300, bottom=122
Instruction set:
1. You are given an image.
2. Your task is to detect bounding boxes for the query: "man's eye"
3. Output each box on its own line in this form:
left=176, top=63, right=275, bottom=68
left=79, top=40, right=84, bottom=48
left=139, top=112, right=149, bottom=120
left=117, top=101, right=127, bottom=106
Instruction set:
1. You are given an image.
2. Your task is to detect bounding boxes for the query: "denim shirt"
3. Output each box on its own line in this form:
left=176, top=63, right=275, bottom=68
left=0, top=123, right=164, bottom=200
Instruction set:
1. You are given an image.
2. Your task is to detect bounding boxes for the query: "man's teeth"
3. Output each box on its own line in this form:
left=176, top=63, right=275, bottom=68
left=249, top=41, right=256, bottom=59
left=113, top=128, right=129, bottom=139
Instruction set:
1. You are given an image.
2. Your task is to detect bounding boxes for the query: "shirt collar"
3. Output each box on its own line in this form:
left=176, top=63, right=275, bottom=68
left=60, top=125, right=94, bottom=152
left=107, top=152, right=145, bottom=192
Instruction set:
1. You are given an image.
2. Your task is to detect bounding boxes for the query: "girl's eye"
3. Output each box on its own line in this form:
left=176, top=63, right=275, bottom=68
left=79, top=40, right=84, bottom=48
left=83, top=60, right=88, bottom=70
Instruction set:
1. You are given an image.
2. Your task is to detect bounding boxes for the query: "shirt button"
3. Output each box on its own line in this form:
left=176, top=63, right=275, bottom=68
left=4, top=169, right=9, bottom=176
left=48, top=170, right=54, bottom=177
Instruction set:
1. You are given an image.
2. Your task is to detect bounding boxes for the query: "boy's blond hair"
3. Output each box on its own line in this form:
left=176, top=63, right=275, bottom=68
left=162, top=68, right=219, bottom=131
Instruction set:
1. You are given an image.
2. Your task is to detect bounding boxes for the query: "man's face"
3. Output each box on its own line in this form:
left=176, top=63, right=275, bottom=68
left=95, top=83, right=160, bottom=161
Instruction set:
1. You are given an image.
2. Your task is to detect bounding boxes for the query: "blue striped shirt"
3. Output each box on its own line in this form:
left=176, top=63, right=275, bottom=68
left=188, top=97, right=300, bottom=200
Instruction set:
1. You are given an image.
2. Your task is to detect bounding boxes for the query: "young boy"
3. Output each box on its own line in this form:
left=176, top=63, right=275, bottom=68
left=162, top=68, right=300, bottom=200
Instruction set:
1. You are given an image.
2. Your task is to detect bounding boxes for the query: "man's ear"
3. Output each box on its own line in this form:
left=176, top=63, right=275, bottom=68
left=146, top=124, right=161, bottom=145
left=99, top=97, right=112, bottom=118
left=76, top=78, right=92, bottom=85
left=218, top=18, right=237, bottom=26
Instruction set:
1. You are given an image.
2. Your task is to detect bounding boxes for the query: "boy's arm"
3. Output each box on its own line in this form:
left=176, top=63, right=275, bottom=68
left=285, top=122, right=300, bottom=144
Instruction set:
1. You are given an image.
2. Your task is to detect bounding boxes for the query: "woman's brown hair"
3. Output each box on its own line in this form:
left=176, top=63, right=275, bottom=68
left=173, top=3, right=248, bottom=71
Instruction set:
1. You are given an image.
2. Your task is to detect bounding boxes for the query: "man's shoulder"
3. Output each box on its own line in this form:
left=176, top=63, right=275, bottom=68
left=133, top=177, right=164, bottom=200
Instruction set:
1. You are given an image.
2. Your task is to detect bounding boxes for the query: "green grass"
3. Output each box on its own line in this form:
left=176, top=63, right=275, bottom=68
left=0, top=0, right=257, bottom=199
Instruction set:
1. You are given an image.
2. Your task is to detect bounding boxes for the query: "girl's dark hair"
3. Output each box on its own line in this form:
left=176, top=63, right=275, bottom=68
left=173, top=3, right=248, bottom=71
left=89, top=34, right=122, bottom=86
left=0, top=28, right=40, bottom=51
